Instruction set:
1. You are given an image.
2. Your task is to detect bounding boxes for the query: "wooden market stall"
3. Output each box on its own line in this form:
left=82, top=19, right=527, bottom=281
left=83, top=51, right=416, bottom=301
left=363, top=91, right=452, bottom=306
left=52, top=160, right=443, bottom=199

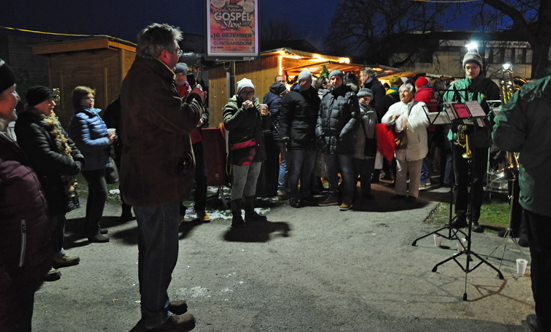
left=32, top=37, right=136, bottom=127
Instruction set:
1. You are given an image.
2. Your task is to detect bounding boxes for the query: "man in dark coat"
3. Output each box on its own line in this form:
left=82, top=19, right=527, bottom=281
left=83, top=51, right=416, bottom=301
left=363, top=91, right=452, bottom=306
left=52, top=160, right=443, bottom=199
left=279, top=70, right=321, bottom=207
left=493, top=68, right=551, bottom=332
left=316, top=70, right=359, bottom=210
left=120, top=23, right=203, bottom=332
left=360, top=67, right=386, bottom=116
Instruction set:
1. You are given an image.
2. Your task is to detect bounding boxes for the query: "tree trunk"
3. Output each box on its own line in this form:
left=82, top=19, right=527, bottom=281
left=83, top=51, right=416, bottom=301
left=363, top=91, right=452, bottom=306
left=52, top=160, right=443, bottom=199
left=531, top=40, right=551, bottom=79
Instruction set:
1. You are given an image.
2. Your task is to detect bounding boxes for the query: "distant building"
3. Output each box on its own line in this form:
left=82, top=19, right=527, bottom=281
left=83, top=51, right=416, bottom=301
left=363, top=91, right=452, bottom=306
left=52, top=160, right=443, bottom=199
left=390, top=30, right=533, bottom=79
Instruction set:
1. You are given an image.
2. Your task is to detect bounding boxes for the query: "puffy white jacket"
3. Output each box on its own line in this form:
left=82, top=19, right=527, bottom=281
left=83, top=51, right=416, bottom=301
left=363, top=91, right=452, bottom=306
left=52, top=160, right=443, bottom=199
left=382, top=99, right=429, bottom=161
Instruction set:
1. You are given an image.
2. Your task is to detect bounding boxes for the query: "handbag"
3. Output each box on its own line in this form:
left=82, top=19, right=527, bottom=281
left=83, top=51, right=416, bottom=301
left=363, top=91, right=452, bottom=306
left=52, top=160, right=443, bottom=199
left=393, top=125, right=408, bottom=150
left=229, top=138, right=256, bottom=166
left=105, top=156, right=119, bottom=184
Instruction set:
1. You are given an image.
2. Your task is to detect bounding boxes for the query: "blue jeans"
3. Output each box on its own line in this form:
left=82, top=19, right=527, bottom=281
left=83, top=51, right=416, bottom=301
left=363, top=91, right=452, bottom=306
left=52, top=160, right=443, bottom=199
left=324, top=153, right=355, bottom=203
left=51, top=214, right=66, bottom=257
left=287, top=149, right=317, bottom=199
left=81, top=168, right=108, bottom=235
left=277, top=142, right=289, bottom=191
left=134, top=202, right=180, bottom=329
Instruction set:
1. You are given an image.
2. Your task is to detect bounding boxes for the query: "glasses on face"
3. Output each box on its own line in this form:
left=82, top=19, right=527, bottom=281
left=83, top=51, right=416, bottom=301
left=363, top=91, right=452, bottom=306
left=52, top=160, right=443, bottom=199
left=466, top=64, right=479, bottom=71
left=172, top=47, right=183, bottom=56
left=82, top=97, right=95, bottom=101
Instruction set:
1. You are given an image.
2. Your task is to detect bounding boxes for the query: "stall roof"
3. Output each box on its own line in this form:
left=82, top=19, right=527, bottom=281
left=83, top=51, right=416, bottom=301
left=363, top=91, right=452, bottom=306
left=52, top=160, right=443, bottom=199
left=32, top=36, right=136, bottom=55
left=261, top=48, right=416, bottom=79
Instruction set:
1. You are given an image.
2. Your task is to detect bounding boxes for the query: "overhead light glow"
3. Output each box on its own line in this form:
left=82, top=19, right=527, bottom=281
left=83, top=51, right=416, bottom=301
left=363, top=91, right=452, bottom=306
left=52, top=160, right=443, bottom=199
left=465, top=42, right=478, bottom=51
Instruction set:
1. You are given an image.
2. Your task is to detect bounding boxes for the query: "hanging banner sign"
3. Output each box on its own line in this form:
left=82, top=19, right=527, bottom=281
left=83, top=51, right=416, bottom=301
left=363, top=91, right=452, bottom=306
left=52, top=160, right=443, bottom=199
left=205, top=0, right=259, bottom=60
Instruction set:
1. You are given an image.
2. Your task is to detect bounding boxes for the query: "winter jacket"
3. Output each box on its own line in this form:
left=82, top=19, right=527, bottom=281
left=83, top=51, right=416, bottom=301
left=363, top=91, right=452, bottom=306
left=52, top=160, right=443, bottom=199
left=316, top=84, right=360, bottom=155
left=492, top=74, right=551, bottom=217
left=176, top=84, right=209, bottom=145
left=262, top=86, right=284, bottom=142
left=0, top=133, right=52, bottom=331
left=382, top=99, right=429, bottom=161
left=363, top=77, right=386, bottom=117
left=443, top=74, right=500, bottom=148
left=379, top=88, right=400, bottom=121
left=120, top=56, right=203, bottom=206
left=279, top=86, right=320, bottom=150
left=354, top=102, right=378, bottom=160
left=15, top=111, right=84, bottom=216
left=69, top=108, right=110, bottom=171
left=223, top=95, right=270, bottom=164
left=414, top=87, right=438, bottom=132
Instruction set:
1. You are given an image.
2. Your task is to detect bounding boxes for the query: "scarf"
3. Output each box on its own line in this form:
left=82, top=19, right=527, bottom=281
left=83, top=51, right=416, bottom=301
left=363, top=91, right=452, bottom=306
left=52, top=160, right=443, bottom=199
left=31, top=109, right=77, bottom=197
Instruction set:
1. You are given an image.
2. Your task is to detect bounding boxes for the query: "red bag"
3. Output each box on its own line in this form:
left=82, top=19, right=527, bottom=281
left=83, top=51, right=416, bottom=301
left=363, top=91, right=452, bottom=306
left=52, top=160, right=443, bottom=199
left=376, top=123, right=395, bottom=162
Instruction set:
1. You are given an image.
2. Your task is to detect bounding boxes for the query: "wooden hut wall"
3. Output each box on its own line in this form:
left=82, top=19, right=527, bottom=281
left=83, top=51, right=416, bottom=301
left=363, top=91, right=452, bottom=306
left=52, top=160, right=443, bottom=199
left=47, top=48, right=133, bottom=127
left=207, top=54, right=279, bottom=127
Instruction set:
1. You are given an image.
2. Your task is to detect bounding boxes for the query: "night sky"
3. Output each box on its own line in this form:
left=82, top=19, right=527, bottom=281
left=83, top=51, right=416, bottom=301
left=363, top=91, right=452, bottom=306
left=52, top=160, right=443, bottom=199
left=1, top=0, right=470, bottom=53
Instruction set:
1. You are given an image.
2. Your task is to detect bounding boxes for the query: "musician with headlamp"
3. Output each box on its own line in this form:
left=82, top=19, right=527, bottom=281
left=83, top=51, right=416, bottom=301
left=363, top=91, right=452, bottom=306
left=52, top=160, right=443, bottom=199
left=442, top=47, right=500, bottom=233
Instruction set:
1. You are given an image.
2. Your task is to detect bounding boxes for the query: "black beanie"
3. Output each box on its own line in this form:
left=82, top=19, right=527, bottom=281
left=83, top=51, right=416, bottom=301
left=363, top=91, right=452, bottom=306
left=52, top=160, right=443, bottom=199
left=269, top=82, right=286, bottom=96
left=26, top=86, right=54, bottom=108
left=0, top=59, right=16, bottom=94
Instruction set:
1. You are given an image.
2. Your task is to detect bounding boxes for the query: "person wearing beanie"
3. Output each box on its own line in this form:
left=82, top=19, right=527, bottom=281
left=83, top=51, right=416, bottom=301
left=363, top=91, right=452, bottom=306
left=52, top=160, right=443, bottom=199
left=0, top=59, right=53, bottom=332
left=262, top=81, right=289, bottom=200
left=223, top=77, right=271, bottom=227
left=316, top=67, right=360, bottom=210
left=279, top=69, right=321, bottom=208
left=15, top=85, right=84, bottom=281
left=413, top=77, right=438, bottom=188
left=175, top=62, right=190, bottom=96
left=442, top=48, right=500, bottom=233
left=353, top=88, right=378, bottom=200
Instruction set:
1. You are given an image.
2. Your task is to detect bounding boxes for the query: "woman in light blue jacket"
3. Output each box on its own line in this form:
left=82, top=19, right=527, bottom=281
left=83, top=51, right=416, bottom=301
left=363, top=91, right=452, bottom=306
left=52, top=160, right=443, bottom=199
left=69, top=86, right=115, bottom=243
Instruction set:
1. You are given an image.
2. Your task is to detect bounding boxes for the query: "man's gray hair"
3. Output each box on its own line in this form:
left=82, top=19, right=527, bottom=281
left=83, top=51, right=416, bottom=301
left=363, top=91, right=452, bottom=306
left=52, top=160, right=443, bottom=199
left=136, top=23, right=183, bottom=58
left=399, top=83, right=415, bottom=93
left=361, top=67, right=376, bottom=78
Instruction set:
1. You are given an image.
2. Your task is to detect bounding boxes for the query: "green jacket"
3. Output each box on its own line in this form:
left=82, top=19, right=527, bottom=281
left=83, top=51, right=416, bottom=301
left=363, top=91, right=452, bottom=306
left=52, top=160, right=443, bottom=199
left=492, top=75, right=551, bottom=217
left=443, top=75, right=500, bottom=148
left=223, top=95, right=271, bottom=164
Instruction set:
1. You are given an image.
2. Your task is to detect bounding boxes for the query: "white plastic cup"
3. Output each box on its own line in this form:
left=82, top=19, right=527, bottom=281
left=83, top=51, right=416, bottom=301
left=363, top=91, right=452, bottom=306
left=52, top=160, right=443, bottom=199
left=457, top=238, right=467, bottom=252
left=516, top=258, right=528, bottom=275
left=107, top=128, right=116, bottom=136
left=259, top=104, right=268, bottom=115
left=433, top=234, right=442, bottom=247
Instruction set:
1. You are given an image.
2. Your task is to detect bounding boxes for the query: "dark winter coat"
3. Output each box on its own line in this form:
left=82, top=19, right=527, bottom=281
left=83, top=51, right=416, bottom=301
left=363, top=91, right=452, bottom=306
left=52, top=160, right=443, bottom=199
left=279, top=85, right=320, bottom=150
left=363, top=77, right=386, bottom=116
left=262, top=87, right=284, bottom=142
left=0, top=134, right=52, bottom=331
left=379, top=87, right=400, bottom=121
left=223, top=95, right=270, bottom=164
left=69, top=108, right=110, bottom=171
left=15, top=111, right=84, bottom=216
left=493, top=74, right=551, bottom=217
left=316, top=84, right=360, bottom=155
left=120, top=56, right=203, bottom=206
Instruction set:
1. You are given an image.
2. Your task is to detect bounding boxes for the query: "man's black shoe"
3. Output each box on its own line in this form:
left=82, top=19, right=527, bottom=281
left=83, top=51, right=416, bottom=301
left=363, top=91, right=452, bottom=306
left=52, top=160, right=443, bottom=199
left=527, top=314, right=540, bottom=332
left=446, top=216, right=468, bottom=229
left=471, top=220, right=484, bottom=233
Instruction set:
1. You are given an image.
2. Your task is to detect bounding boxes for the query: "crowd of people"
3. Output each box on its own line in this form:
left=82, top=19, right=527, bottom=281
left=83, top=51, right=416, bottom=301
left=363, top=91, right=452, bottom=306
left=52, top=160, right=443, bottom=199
left=1, top=21, right=550, bottom=332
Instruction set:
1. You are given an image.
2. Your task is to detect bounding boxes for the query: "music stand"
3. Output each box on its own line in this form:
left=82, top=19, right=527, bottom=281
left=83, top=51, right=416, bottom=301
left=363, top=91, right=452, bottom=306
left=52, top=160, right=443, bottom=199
left=413, top=109, right=504, bottom=300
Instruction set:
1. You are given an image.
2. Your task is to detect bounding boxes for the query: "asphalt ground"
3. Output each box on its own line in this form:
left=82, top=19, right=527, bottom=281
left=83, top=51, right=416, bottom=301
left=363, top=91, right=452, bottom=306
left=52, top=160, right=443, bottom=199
left=31, top=183, right=534, bottom=332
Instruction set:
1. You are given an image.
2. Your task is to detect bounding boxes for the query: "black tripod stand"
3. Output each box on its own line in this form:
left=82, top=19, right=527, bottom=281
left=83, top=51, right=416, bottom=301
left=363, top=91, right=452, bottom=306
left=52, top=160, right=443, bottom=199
left=431, top=144, right=504, bottom=300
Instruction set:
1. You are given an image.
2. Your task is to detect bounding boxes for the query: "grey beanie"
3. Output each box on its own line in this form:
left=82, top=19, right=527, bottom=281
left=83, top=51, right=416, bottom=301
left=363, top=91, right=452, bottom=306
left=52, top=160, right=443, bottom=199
left=357, top=88, right=373, bottom=99
left=462, top=50, right=483, bottom=70
left=328, top=70, right=344, bottom=80
left=237, top=78, right=255, bottom=95
left=297, top=70, right=312, bottom=82
left=174, top=62, right=188, bottom=75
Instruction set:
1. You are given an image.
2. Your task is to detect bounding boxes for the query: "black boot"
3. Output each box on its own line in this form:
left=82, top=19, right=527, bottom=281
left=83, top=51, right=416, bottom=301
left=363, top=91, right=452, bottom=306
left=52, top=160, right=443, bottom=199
left=470, top=216, right=484, bottom=233
left=244, top=196, right=267, bottom=222
left=446, top=215, right=467, bottom=229
left=231, top=199, right=245, bottom=228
